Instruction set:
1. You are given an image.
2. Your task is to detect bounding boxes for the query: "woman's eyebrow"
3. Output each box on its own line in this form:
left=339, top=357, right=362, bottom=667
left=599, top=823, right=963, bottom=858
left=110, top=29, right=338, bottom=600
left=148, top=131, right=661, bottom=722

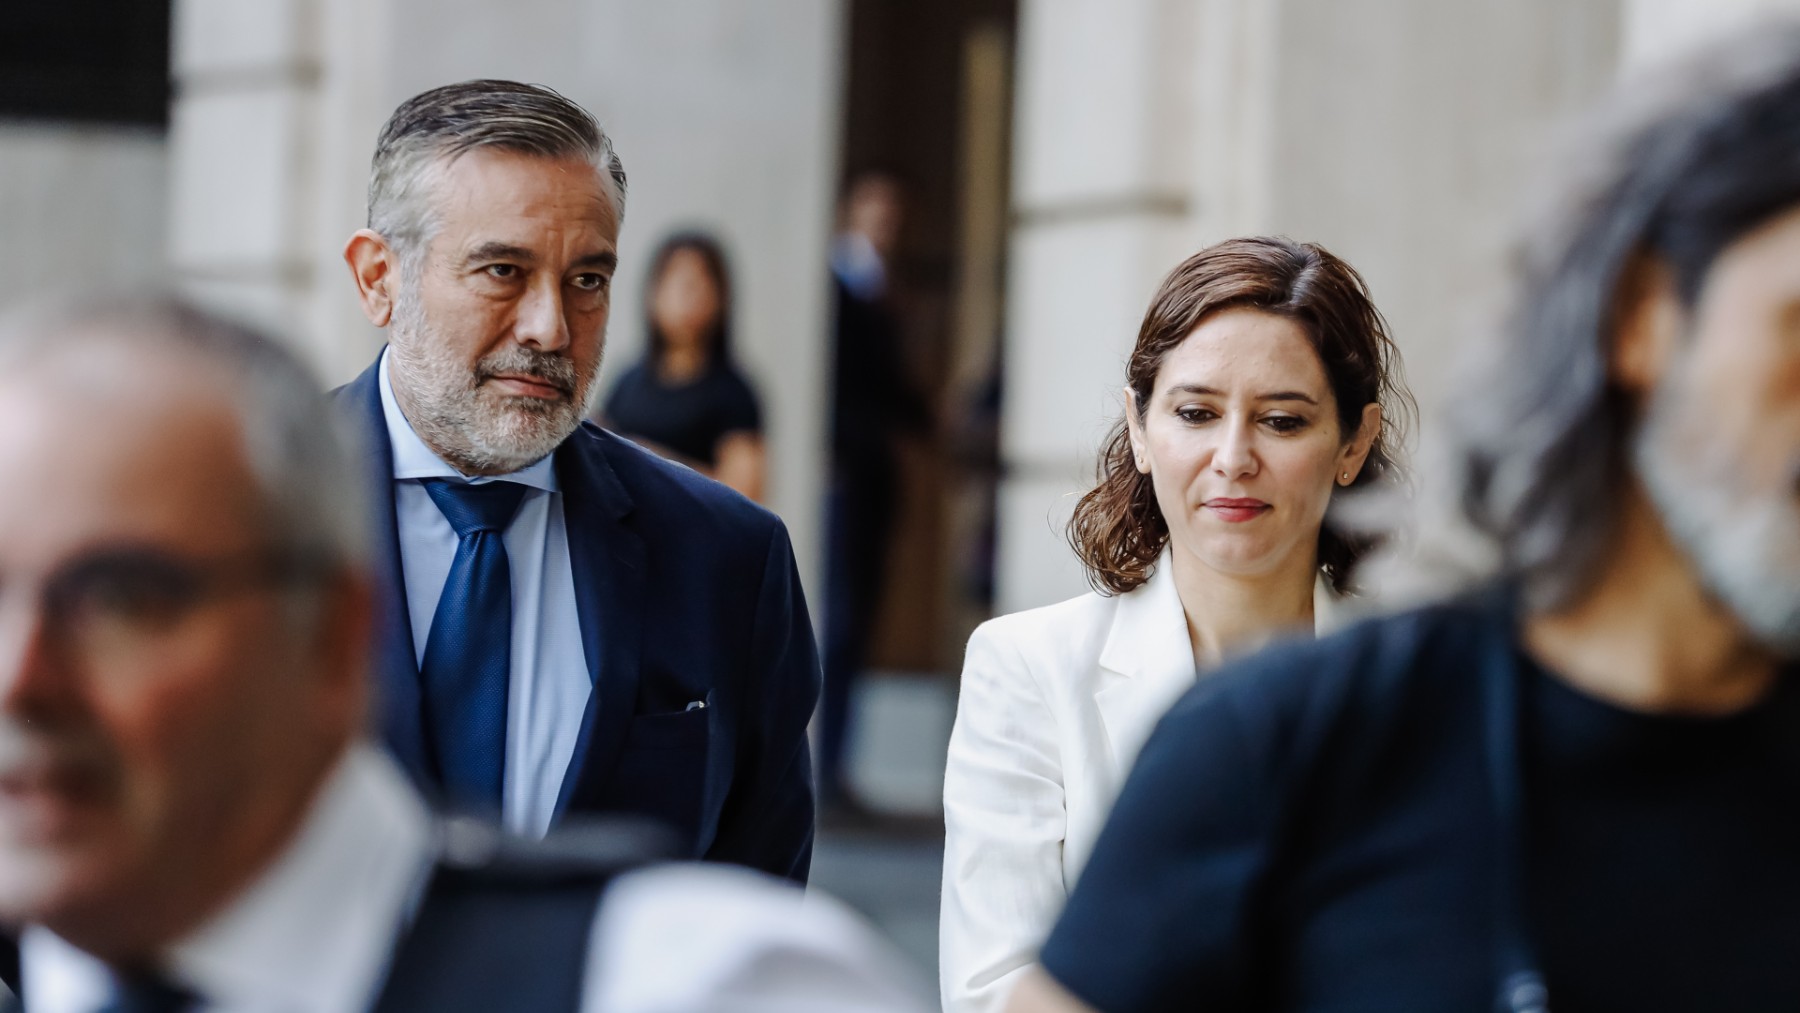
left=1164, top=383, right=1318, bottom=405
left=1258, top=390, right=1319, bottom=405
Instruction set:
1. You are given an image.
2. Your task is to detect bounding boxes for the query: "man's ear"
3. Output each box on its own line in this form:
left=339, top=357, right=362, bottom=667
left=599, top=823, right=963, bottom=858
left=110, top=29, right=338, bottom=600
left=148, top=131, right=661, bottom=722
left=1610, top=255, right=1684, bottom=395
left=343, top=229, right=401, bottom=328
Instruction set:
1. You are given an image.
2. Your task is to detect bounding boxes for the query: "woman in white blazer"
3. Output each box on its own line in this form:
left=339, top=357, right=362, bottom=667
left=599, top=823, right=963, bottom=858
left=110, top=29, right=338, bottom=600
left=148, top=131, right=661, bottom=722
left=940, top=237, right=1414, bottom=1012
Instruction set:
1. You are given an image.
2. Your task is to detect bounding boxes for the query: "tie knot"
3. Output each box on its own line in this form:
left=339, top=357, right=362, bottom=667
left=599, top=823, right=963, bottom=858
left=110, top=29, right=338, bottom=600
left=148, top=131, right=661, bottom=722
left=423, top=479, right=530, bottom=537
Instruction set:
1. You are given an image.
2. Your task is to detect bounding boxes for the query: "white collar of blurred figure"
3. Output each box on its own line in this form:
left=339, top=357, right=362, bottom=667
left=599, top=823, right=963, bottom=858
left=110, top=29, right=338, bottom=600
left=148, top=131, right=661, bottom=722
left=20, top=747, right=435, bottom=1013
left=378, top=346, right=559, bottom=492
left=831, top=232, right=887, bottom=301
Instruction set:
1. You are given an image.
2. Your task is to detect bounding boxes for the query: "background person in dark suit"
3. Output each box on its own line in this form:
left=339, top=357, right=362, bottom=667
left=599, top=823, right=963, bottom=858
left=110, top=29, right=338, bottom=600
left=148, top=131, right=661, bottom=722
left=337, top=80, right=819, bottom=881
left=0, top=298, right=925, bottom=1012
left=821, top=172, right=931, bottom=814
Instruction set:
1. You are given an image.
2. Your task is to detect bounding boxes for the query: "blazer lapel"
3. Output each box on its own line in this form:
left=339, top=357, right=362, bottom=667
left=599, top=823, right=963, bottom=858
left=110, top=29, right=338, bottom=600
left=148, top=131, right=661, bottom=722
left=551, top=425, right=645, bottom=819
left=1092, top=552, right=1197, bottom=773
left=1090, top=558, right=1342, bottom=776
left=332, top=356, right=431, bottom=786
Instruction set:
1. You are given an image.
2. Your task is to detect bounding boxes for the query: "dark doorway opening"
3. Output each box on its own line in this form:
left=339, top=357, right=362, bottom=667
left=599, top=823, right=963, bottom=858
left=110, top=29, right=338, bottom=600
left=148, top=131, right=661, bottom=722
left=835, top=0, right=1017, bottom=675
left=0, top=0, right=173, bottom=127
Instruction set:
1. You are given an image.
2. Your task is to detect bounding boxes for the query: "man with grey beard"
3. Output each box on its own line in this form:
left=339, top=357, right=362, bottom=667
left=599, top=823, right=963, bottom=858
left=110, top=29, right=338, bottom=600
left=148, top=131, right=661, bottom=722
left=335, top=80, right=819, bottom=881
left=1008, top=22, right=1800, bottom=1013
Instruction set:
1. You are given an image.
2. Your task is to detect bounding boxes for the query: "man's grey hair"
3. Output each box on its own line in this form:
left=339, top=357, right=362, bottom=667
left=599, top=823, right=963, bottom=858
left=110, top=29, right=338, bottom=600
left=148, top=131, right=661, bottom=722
left=1436, top=21, right=1800, bottom=609
left=0, top=297, right=370, bottom=575
left=367, top=79, right=627, bottom=268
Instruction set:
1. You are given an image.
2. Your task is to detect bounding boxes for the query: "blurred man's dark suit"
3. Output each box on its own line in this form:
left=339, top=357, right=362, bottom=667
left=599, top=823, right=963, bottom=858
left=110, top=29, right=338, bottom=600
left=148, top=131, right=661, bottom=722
left=820, top=277, right=929, bottom=803
left=332, top=355, right=820, bottom=882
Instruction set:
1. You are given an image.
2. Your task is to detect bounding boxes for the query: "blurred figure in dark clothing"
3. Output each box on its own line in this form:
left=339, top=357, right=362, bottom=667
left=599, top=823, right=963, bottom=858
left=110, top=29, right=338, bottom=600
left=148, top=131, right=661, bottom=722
left=821, top=172, right=930, bottom=812
left=603, top=231, right=766, bottom=501
left=1012, top=21, right=1800, bottom=1013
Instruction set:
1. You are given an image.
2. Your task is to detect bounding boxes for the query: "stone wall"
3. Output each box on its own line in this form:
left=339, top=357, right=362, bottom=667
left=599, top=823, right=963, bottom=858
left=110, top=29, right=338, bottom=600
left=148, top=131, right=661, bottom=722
left=0, top=124, right=168, bottom=309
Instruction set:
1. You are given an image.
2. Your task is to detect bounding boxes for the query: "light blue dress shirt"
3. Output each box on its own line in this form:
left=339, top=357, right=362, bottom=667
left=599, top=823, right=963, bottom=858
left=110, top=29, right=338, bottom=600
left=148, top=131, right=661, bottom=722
left=378, top=350, right=591, bottom=838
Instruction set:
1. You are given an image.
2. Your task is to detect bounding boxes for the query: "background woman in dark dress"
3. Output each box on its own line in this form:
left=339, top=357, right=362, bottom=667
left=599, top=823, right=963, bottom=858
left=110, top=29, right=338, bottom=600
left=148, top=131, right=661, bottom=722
left=602, top=231, right=766, bottom=500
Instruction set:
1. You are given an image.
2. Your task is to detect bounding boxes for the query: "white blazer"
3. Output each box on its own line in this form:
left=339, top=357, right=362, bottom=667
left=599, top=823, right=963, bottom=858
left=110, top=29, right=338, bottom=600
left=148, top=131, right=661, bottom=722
left=938, top=554, right=1335, bottom=1012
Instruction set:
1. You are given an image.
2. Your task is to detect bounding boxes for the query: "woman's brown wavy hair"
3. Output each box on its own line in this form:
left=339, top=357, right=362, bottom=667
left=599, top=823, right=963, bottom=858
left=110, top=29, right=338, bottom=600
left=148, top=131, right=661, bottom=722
left=1067, top=236, right=1414, bottom=596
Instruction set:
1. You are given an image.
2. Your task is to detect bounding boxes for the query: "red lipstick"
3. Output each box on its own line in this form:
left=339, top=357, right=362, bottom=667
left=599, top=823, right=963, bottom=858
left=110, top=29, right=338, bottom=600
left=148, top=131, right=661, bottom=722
left=1204, top=497, right=1270, bottom=523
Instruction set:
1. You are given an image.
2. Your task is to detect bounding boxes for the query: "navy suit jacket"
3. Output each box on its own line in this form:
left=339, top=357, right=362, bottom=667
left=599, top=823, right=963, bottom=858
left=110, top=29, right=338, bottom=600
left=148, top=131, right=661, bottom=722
left=331, top=357, right=819, bottom=882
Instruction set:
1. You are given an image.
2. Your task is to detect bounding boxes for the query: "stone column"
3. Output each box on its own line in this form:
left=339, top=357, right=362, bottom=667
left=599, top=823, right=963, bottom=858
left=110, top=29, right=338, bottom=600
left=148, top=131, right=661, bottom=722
left=169, top=0, right=324, bottom=371
left=997, top=0, right=1211, bottom=614
left=169, top=0, right=396, bottom=382
left=1623, top=0, right=1800, bottom=69
left=0, top=124, right=167, bottom=309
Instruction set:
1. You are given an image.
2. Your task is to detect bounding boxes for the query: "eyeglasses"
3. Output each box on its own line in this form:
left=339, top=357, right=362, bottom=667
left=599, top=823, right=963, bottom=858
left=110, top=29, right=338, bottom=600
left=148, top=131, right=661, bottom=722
left=0, top=546, right=333, bottom=667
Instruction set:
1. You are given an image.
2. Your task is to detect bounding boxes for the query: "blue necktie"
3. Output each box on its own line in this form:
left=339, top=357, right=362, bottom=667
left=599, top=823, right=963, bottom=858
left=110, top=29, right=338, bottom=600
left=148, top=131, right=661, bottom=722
left=420, top=479, right=529, bottom=812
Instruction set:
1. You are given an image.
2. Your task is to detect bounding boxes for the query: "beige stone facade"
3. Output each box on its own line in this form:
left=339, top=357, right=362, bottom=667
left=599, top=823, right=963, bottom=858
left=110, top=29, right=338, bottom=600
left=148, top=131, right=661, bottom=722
left=12, top=0, right=1800, bottom=613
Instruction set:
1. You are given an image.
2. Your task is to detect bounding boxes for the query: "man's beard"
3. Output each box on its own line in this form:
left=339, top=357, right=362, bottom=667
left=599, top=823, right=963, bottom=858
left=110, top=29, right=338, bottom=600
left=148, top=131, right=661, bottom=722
left=1636, top=375, right=1800, bottom=656
left=387, top=286, right=597, bottom=476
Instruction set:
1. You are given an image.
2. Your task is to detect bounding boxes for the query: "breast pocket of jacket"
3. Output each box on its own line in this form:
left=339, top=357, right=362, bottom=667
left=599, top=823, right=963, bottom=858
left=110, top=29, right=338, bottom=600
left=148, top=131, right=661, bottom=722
left=604, top=694, right=714, bottom=848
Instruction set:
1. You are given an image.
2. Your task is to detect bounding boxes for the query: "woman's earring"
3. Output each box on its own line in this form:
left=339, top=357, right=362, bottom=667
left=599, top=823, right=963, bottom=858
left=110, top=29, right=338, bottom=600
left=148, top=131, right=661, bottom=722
left=1340, top=472, right=1351, bottom=485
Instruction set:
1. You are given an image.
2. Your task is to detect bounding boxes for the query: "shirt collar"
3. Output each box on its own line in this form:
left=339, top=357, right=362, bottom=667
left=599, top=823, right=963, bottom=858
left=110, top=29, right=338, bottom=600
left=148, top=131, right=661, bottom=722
left=21, top=746, right=435, bottom=1013
left=378, top=347, right=559, bottom=493
left=830, top=232, right=888, bottom=301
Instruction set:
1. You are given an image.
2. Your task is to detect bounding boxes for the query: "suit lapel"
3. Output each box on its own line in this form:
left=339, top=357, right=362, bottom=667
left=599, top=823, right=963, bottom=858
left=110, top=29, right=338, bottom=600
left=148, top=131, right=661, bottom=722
left=1093, top=552, right=1198, bottom=773
left=551, top=425, right=645, bottom=819
left=332, top=356, right=431, bottom=786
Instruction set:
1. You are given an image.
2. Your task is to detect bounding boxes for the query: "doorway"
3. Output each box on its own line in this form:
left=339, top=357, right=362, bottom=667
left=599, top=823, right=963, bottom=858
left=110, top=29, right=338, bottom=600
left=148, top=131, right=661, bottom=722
left=836, top=0, right=1018, bottom=676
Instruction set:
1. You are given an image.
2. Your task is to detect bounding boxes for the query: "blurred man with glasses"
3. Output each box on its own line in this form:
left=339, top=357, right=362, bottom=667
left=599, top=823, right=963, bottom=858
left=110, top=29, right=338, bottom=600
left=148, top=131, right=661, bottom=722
left=0, top=299, right=923, bottom=1012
